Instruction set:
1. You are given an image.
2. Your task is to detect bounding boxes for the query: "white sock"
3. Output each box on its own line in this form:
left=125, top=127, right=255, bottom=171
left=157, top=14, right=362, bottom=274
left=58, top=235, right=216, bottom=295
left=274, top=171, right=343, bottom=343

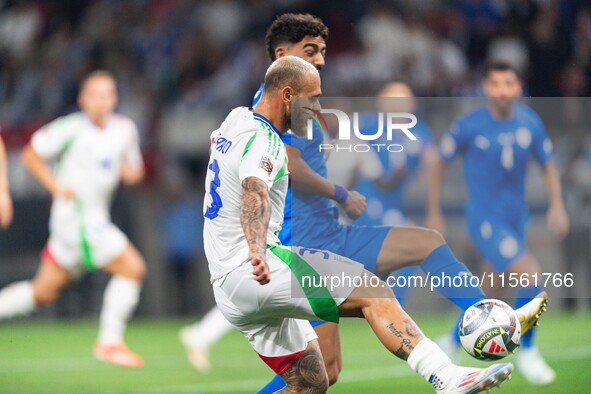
left=0, top=281, right=36, bottom=319
left=98, top=276, right=141, bottom=345
left=407, top=338, right=456, bottom=391
left=189, top=306, right=233, bottom=348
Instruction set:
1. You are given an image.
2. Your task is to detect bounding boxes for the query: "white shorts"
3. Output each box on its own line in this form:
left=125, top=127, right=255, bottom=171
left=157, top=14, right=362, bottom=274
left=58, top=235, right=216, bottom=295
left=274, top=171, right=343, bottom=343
left=213, top=244, right=365, bottom=374
left=43, top=219, right=128, bottom=273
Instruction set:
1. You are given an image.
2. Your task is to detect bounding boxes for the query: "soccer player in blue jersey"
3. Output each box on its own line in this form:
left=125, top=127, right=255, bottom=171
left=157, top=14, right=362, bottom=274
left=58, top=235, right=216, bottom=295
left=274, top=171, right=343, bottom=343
left=181, top=15, right=548, bottom=391
left=353, top=82, right=436, bottom=306
left=427, top=62, right=569, bottom=385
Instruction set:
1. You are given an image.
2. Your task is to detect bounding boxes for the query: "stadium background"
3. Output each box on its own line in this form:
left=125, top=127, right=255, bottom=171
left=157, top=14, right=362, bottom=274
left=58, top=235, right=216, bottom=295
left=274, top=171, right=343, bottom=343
left=0, top=0, right=590, bottom=393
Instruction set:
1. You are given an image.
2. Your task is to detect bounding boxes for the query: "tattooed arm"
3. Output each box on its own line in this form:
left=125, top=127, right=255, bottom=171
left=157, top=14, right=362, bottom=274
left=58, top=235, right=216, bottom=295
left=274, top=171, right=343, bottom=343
left=241, top=176, right=271, bottom=285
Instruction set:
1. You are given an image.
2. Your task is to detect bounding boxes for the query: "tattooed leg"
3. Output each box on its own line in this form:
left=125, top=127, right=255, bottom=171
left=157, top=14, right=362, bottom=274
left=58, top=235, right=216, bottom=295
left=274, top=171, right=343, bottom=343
left=278, top=340, right=329, bottom=394
left=338, top=270, right=425, bottom=360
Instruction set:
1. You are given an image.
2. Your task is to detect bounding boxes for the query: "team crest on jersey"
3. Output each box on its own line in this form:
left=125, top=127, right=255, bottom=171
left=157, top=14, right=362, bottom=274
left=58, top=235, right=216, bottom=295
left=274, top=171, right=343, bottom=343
left=259, top=156, right=273, bottom=175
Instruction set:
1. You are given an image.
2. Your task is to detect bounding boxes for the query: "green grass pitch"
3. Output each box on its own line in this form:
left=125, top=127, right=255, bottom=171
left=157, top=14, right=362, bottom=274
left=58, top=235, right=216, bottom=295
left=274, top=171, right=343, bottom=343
left=0, top=311, right=590, bottom=393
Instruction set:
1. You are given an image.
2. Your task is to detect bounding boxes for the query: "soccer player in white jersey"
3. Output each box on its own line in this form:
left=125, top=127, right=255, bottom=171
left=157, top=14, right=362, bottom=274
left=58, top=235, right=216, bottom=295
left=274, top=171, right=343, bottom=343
left=204, top=55, right=515, bottom=394
left=0, top=71, right=146, bottom=368
left=0, top=131, right=13, bottom=229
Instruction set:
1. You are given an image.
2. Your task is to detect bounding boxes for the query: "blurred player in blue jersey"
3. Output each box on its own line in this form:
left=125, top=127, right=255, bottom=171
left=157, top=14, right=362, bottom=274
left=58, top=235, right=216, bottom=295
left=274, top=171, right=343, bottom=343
left=181, top=15, right=548, bottom=392
left=427, top=62, right=569, bottom=385
left=352, top=82, right=436, bottom=306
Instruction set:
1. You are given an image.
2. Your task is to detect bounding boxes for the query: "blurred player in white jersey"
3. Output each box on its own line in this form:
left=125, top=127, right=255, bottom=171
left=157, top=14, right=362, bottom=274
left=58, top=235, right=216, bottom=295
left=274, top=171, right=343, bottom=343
left=0, top=71, right=146, bottom=368
left=0, top=130, right=13, bottom=229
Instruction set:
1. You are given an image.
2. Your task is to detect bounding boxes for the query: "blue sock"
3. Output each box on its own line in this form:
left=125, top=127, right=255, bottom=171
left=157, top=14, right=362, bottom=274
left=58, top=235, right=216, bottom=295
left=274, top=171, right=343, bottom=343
left=514, top=285, right=542, bottom=349
left=384, top=266, right=419, bottom=307
left=256, top=374, right=286, bottom=394
left=421, top=244, right=486, bottom=311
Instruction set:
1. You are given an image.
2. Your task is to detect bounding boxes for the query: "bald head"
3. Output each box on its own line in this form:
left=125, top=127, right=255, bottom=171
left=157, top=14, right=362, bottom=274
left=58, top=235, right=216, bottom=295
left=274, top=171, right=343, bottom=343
left=254, top=56, right=321, bottom=134
left=379, top=82, right=414, bottom=98
left=263, top=56, right=319, bottom=95
left=378, top=82, right=416, bottom=113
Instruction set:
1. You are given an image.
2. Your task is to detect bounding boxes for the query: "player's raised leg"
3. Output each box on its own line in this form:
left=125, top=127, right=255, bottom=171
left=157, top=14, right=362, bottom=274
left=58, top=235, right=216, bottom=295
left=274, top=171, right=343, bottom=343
left=374, top=226, right=486, bottom=311
left=95, top=243, right=146, bottom=368
left=339, top=273, right=513, bottom=394
left=0, top=254, right=71, bottom=319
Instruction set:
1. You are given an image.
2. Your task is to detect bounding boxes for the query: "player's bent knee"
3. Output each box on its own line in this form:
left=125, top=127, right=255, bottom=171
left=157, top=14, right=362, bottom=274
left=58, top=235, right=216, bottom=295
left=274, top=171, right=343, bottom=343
left=281, top=344, right=329, bottom=393
left=110, top=254, right=147, bottom=281
left=131, top=259, right=147, bottom=281
left=325, top=359, right=341, bottom=386
left=32, top=287, right=61, bottom=306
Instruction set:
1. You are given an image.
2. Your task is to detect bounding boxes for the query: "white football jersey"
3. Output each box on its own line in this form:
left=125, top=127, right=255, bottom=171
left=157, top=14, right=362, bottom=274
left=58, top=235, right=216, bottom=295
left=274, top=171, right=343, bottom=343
left=31, top=112, right=143, bottom=229
left=203, top=107, right=288, bottom=282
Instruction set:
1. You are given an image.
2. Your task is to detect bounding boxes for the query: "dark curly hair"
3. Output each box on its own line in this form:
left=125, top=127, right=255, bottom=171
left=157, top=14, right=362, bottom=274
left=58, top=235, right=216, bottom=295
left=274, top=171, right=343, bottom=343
left=265, top=13, right=329, bottom=61
left=485, top=61, right=520, bottom=79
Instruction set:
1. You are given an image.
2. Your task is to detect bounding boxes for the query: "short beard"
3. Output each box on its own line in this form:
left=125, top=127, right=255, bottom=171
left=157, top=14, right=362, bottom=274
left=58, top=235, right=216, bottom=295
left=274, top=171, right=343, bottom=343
left=490, top=98, right=514, bottom=118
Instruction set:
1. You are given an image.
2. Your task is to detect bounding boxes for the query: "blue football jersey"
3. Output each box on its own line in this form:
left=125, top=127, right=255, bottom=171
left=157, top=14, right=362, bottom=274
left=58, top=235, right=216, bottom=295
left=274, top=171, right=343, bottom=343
left=354, top=113, right=434, bottom=225
left=439, top=102, right=553, bottom=218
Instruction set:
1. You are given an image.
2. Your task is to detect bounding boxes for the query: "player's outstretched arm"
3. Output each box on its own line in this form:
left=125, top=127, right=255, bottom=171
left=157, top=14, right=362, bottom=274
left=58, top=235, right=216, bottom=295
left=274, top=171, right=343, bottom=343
left=0, top=137, right=13, bottom=229
left=544, top=161, right=569, bottom=239
left=286, top=144, right=337, bottom=197
left=21, top=144, right=74, bottom=200
left=240, top=176, right=271, bottom=285
left=286, top=144, right=366, bottom=219
left=426, top=153, right=446, bottom=235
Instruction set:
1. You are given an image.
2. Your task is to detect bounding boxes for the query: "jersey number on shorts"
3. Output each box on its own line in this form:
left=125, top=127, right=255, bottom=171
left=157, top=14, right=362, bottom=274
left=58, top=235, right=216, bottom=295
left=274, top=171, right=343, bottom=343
left=204, top=159, right=223, bottom=219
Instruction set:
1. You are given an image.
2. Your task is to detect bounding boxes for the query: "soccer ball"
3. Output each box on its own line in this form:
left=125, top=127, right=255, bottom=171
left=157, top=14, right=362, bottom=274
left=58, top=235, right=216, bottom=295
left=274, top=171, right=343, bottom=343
left=458, top=299, right=521, bottom=361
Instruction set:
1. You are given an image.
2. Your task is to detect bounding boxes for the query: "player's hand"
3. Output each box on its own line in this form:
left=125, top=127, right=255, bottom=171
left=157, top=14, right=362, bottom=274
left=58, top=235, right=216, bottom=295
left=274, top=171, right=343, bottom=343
left=426, top=210, right=446, bottom=237
left=52, top=185, right=75, bottom=200
left=249, top=251, right=271, bottom=285
left=547, top=203, right=569, bottom=239
left=0, top=190, right=13, bottom=229
left=341, top=190, right=366, bottom=220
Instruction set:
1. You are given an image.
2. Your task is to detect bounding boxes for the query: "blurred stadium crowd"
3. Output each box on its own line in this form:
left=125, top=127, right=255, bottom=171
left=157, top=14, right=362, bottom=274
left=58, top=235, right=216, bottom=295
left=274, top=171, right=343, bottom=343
left=1, top=0, right=590, bottom=150
left=0, top=0, right=590, bottom=316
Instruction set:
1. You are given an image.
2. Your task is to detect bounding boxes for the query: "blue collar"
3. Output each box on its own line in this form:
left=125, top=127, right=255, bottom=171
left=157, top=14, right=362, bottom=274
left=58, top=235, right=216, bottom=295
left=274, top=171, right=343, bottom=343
left=252, top=111, right=282, bottom=136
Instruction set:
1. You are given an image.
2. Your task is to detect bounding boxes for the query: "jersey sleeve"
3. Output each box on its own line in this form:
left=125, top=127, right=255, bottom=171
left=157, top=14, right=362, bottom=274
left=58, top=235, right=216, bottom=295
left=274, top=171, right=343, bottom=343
left=280, top=130, right=308, bottom=151
left=239, top=131, right=286, bottom=189
left=439, top=119, right=468, bottom=162
left=530, top=115, right=553, bottom=165
left=30, top=116, right=76, bottom=160
left=252, top=82, right=265, bottom=107
left=123, top=121, right=144, bottom=170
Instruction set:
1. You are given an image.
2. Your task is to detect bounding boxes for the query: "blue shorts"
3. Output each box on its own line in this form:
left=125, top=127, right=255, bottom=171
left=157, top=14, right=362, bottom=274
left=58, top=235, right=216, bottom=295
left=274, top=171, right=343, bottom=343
left=300, top=224, right=391, bottom=328
left=465, top=207, right=528, bottom=272
left=338, top=225, right=391, bottom=272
